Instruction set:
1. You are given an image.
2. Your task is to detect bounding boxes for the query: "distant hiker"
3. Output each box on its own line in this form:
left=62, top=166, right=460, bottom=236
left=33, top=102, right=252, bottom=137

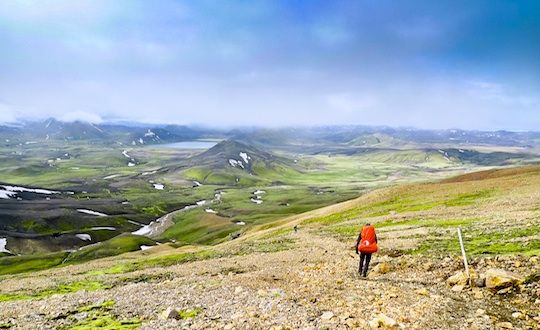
left=293, top=225, right=298, bottom=233
left=355, top=223, right=378, bottom=277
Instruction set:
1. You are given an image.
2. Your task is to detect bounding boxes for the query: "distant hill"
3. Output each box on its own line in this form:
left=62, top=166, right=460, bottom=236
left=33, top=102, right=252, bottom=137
left=2, top=119, right=540, bottom=151
left=180, top=140, right=299, bottom=185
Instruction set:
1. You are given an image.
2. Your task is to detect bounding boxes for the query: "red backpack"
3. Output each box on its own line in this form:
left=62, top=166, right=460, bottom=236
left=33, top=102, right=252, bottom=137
left=358, top=225, right=378, bottom=253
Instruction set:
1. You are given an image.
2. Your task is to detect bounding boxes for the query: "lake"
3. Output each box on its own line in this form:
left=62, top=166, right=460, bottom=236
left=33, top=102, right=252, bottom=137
left=155, top=140, right=220, bottom=149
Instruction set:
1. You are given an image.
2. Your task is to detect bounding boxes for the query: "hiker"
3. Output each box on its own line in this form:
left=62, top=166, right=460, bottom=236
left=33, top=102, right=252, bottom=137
left=355, top=223, right=378, bottom=277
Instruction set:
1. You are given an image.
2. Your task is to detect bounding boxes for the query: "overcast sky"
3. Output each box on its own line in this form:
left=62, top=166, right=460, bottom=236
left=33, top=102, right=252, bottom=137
left=0, top=0, right=539, bottom=130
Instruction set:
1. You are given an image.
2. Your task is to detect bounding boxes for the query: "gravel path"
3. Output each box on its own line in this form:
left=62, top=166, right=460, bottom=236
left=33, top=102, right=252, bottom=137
left=1, top=231, right=539, bottom=329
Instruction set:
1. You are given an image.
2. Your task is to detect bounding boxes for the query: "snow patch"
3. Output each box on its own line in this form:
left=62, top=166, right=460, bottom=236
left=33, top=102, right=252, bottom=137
left=153, top=184, right=164, bottom=190
left=122, top=150, right=131, bottom=158
left=235, top=221, right=246, bottom=226
left=1, top=185, right=60, bottom=195
left=228, top=159, right=245, bottom=169
left=254, top=190, right=266, bottom=195
left=0, top=190, right=17, bottom=199
left=104, top=174, right=122, bottom=180
left=142, top=170, right=157, bottom=176
left=77, top=209, right=108, bottom=217
left=75, top=234, right=92, bottom=241
left=128, top=220, right=144, bottom=227
left=239, top=152, right=250, bottom=164
left=193, top=181, right=202, bottom=187
left=0, top=238, right=11, bottom=254
left=196, top=200, right=206, bottom=206
left=128, top=162, right=136, bottom=167
left=205, top=208, right=217, bottom=214
left=250, top=198, right=263, bottom=204
left=90, top=227, right=116, bottom=231
left=144, top=130, right=156, bottom=137
left=140, top=245, right=154, bottom=251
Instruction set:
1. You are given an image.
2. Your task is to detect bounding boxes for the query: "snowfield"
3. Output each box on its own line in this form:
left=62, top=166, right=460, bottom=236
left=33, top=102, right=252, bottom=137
left=75, top=234, right=92, bottom=241
left=1, top=185, right=61, bottom=195
left=0, top=238, right=11, bottom=254
left=228, top=159, right=245, bottom=168
left=239, top=152, right=250, bottom=164
left=77, top=209, right=108, bottom=217
left=0, top=190, right=17, bottom=199
left=90, top=227, right=116, bottom=231
left=103, top=174, right=122, bottom=180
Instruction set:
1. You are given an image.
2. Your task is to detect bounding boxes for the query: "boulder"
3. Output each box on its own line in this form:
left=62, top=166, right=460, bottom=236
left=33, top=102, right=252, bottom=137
left=485, top=269, right=524, bottom=290
left=161, top=307, right=180, bottom=320
left=321, top=311, right=334, bottom=320
left=416, top=288, right=429, bottom=296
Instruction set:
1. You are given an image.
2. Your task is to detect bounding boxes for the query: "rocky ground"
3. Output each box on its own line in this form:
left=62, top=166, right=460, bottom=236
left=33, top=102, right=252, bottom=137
left=1, top=229, right=539, bottom=329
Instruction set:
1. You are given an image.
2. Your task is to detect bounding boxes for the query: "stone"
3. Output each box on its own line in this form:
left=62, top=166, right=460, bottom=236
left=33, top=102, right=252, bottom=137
left=234, top=286, right=243, bottom=294
left=472, top=289, right=484, bottom=299
left=416, top=288, right=429, bottom=296
left=497, top=287, right=512, bottom=295
left=473, top=276, right=486, bottom=288
left=423, top=262, right=433, bottom=271
left=451, top=284, right=465, bottom=292
left=321, top=311, right=334, bottom=320
left=447, top=271, right=469, bottom=287
left=369, top=313, right=397, bottom=329
left=485, top=269, right=524, bottom=290
left=496, top=321, right=513, bottom=329
left=372, top=262, right=391, bottom=274
left=511, top=312, right=523, bottom=319
left=161, top=307, right=180, bottom=320
left=475, top=309, right=485, bottom=317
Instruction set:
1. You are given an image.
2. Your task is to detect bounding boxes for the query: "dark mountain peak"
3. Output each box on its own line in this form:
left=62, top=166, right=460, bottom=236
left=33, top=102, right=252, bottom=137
left=189, top=139, right=279, bottom=171
left=201, top=139, right=271, bottom=159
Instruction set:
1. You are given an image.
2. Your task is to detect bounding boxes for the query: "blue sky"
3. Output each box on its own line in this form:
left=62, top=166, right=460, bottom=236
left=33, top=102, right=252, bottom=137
left=0, top=0, right=539, bottom=129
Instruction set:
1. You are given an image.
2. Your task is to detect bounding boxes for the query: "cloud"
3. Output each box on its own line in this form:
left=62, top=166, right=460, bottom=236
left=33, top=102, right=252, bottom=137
left=59, top=111, right=103, bottom=124
left=324, top=93, right=378, bottom=113
left=0, top=103, right=18, bottom=123
left=0, top=1, right=539, bottom=130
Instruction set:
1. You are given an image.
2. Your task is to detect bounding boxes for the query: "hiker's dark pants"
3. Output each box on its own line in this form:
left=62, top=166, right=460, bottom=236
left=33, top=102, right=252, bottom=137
left=359, top=253, right=372, bottom=275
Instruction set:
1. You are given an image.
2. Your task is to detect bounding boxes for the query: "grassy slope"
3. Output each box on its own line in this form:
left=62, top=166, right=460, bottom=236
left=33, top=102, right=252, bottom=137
left=304, top=165, right=540, bottom=256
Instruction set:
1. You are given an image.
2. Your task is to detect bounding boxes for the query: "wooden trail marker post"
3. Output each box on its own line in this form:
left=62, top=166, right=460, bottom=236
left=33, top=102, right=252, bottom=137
left=457, top=227, right=470, bottom=280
